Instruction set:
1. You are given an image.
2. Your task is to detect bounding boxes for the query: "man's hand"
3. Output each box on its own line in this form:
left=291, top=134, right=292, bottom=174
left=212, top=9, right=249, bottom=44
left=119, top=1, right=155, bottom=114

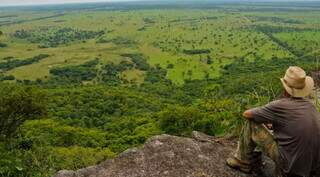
left=243, top=110, right=253, bottom=120
left=266, top=123, right=273, bottom=130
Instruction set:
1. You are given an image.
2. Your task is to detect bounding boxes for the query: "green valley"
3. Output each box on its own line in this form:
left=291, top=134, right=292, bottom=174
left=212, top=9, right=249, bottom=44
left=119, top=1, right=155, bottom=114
left=0, top=1, right=320, bottom=176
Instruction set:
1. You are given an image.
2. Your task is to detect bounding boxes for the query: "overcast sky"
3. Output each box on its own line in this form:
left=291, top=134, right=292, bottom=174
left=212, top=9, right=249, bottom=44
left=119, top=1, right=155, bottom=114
left=0, top=0, right=139, bottom=6
left=0, top=0, right=319, bottom=6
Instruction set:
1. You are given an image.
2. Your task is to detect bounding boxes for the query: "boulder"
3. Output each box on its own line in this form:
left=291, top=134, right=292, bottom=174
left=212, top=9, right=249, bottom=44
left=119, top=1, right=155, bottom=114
left=54, top=131, right=275, bottom=177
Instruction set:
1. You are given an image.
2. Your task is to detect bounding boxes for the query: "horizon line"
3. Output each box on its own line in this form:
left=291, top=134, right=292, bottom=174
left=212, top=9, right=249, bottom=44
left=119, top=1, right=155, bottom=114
left=1, top=0, right=320, bottom=8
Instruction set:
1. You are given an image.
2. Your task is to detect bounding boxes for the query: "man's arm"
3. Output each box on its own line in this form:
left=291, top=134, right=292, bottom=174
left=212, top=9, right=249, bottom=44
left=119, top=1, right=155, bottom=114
left=243, top=109, right=253, bottom=120
left=243, top=109, right=273, bottom=129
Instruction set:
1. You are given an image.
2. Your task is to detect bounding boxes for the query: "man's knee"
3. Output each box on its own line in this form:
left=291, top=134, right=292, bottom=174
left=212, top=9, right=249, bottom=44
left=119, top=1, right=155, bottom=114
left=246, top=121, right=279, bottom=162
left=248, top=121, right=273, bottom=141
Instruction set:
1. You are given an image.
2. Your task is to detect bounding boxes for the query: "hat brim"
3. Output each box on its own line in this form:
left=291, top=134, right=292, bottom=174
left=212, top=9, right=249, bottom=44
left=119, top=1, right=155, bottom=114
left=280, top=76, right=314, bottom=98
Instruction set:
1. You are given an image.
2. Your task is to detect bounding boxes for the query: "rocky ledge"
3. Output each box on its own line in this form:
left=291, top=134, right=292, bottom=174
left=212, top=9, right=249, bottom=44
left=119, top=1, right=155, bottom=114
left=54, top=131, right=275, bottom=177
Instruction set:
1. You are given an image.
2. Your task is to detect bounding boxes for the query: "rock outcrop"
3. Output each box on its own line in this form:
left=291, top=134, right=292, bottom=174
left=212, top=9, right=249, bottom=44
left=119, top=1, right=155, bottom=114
left=54, top=131, right=276, bottom=177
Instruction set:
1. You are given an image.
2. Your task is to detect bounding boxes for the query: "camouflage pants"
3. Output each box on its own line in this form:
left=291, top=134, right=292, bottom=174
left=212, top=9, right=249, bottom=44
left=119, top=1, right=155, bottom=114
left=234, top=120, right=283, bottom=177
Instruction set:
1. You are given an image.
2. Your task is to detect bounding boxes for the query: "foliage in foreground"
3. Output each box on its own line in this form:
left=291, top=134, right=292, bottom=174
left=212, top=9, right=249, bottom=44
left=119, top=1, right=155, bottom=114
left=0, top=53, right=318, bottom=177
left=0, top=84, right=47, bottom=139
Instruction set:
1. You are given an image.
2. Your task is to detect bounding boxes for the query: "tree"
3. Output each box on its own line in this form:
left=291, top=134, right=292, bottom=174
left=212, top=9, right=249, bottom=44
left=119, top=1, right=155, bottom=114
left=0, top=84, right=47, bottom=139
left=158, top=106, right=204, bottom=136
left=167, top=63, right=174, bottom=69
left=0, top=31, right=3, bottom=36
left=206, top=55, right=213, bottom=64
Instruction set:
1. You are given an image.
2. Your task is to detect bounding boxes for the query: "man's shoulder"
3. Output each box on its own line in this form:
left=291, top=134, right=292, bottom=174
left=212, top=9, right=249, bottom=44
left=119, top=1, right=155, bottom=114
left=267, top=98, right=287, bottom=106
left=266, top=98, right=296, bottom=109
left=268, top=97, right=314, bottom=108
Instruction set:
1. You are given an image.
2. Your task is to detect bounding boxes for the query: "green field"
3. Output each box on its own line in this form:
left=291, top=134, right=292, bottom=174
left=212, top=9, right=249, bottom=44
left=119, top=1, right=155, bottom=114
left=2, top=3, right=319, bottom=85
left=1, top=1, right=320, bottom=176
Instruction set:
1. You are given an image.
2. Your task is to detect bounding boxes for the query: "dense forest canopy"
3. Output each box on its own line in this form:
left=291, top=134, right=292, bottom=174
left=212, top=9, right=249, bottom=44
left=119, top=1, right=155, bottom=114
left=0, top=1, right=320, bottom=176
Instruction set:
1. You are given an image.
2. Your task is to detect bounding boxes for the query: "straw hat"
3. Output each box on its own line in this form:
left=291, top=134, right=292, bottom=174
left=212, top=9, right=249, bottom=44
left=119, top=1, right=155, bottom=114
left=280, top=66, right=314, bottom=98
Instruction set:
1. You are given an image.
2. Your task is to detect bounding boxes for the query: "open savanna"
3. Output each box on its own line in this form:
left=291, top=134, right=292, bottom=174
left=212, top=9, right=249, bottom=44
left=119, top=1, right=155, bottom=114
left=0, top=4, right=319, bottom=84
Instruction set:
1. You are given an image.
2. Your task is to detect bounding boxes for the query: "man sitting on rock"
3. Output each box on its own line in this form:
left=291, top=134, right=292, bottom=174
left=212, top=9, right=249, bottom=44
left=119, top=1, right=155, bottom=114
left=227, top=66, right=320, bottom=177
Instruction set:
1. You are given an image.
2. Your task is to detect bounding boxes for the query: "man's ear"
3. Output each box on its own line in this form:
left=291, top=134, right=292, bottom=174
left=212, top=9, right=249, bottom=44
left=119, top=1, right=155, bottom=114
left=283, top=89, right=291, bottom=98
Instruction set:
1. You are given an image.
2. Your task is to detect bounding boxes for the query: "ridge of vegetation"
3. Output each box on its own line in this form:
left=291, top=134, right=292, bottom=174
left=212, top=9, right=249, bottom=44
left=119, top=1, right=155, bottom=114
left=0, top=54, right=49, bottom=71
left=14, top=27, right=105, bottom=48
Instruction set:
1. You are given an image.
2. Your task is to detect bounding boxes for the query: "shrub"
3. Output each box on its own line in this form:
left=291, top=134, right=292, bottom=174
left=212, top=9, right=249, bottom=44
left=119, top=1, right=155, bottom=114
left=14, top=28, right=105, bottom=48
left=0, top=84, right=47, bottom=139
left=51, top=146, right=115, bottom=170
left=158, top=106, right=204, bottom=136
left=50, top=59, right=98, bottom=83
left=0, top=74, right=15, bottom=81
left=0, top=42, right=7, bottom=48
left=183, top=49, right=211, bottom=55
left=0, top=54, right=49, bottom=71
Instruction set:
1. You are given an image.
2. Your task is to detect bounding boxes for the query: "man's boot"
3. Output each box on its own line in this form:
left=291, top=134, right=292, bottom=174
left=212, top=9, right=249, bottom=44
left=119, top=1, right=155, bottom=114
left=226, top=157, right=252, bottom=173
left=226, top=151, right=262, bottom=174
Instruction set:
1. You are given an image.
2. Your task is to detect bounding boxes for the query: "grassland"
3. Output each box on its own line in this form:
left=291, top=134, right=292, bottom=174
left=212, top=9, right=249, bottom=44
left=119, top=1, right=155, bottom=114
left=0, top=2, right=319, bottom=85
